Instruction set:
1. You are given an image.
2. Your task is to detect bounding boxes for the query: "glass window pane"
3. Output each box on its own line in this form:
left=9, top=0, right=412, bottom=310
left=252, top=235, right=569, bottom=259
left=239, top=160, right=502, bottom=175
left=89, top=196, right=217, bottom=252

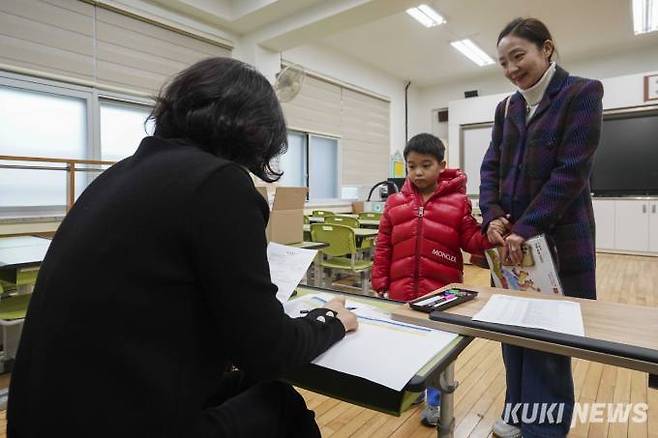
left=0, top=86, right=86, bottom=159
left=309, top=136, right=338, bottom=199
left=0, top=85, right=87, bottom=209
left=278, top=132, right=306, bottom=187
left=100, top=100, right=153, bottom=161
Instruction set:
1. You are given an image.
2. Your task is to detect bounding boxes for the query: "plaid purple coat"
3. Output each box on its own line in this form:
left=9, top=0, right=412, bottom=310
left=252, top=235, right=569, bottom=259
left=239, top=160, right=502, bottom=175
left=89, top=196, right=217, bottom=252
left=479, top=66, right=603, bottom=299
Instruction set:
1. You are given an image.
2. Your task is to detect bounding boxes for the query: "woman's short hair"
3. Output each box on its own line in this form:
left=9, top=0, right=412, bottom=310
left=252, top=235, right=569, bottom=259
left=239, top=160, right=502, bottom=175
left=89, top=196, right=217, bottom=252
left=497, top=18, right=556, bottom=61
left=149, top=57, right=287, bottom=182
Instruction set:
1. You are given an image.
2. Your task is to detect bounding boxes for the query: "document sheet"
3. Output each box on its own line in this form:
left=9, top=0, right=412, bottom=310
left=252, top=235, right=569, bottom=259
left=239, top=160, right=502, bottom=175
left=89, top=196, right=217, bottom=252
left=284, top=293, right=458, bottom=391
left=267, top=242, right=317, bottom=303
left=472, top=294, right=585, bottom=336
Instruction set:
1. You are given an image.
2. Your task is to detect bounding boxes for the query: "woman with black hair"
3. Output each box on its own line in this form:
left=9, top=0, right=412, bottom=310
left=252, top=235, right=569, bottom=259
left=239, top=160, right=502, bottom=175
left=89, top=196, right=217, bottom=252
left=480, top=18, right=603, bottom=438
left=8, top=57, right=357, bottom=438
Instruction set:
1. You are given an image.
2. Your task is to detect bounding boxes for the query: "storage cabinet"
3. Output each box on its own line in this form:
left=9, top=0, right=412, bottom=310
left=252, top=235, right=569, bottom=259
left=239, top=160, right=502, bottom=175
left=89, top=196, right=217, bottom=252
left=592, top=198, right=657, bottom=254
left=614, top=200, right=650, bottom=252
left=650, top=201, right=658, bottom=253
left=592, top=199, right=615, bottom=250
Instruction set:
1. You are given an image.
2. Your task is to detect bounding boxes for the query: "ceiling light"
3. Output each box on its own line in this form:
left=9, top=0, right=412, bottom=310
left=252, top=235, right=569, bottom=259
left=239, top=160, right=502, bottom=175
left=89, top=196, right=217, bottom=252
left=450, top=39, right=495, bottom=67
left=406, top=4, right=446, bottom=28
left=633, top=0, right=658, bottom=34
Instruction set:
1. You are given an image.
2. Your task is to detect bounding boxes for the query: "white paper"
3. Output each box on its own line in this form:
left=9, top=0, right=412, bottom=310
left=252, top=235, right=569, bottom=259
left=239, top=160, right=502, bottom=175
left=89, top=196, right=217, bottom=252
left=267, top=242, right=317, bottom=303
left=284, top=294, right=458, bottom=391
left=472, top=294, right=585, bottom=336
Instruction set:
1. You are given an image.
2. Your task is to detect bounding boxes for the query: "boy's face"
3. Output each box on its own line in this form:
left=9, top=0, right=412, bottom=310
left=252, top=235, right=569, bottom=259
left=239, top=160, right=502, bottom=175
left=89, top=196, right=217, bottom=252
left=406, top=151, right=445, bottom=192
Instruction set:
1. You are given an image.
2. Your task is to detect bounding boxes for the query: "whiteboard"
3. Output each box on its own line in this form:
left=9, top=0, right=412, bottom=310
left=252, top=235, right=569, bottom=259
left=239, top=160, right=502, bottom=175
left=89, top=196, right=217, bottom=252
left=461, top=124, right=493, bottom=195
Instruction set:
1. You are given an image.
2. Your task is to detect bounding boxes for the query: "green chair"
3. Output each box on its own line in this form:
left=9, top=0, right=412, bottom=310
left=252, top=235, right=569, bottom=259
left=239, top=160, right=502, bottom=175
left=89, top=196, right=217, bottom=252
left=304, top=215, right=310, bottom=224
left=358, top=212, right=383, bottom=221
left=325, top=215, right=360, bottom=228
left=310, top=223, right=373, bottom=295
left=0, top=293, right=31, bottom=365
left=311, top=210, right=335, bottom=218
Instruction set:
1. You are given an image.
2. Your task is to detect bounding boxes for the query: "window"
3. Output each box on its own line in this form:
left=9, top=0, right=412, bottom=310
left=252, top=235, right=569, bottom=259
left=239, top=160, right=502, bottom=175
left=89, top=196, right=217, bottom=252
left=277, top=131, right=339, bottom=200
left=100, top=99, right=154, bottom=161
left=0, top=72, right=154, bottom=216
left=0, top=84, right=88, bottom=209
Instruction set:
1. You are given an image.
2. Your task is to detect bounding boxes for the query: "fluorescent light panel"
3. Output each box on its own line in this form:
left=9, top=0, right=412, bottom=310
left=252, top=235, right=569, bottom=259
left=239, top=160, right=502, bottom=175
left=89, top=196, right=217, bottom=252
left=406, top=4, right=445, bottom=28
left=451, top=39, right=494, bottom=67
left=633, top=0, right=658, bottom=34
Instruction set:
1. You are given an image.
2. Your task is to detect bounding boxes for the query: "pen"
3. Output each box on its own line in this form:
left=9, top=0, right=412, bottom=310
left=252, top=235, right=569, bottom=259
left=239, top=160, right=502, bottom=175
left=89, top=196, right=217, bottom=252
left=300, top=307, right=356, bottom=314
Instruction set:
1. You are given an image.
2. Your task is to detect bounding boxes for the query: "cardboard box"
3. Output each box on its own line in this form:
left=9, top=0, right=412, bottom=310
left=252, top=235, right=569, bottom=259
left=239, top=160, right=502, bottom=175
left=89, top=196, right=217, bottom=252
left=256, top=186, right=307, bottom=244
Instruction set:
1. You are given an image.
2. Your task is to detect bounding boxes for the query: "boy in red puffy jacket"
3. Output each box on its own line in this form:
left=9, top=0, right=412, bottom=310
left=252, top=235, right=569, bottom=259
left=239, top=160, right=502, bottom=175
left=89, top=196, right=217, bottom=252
left=372, top=133, right=491, bottom=427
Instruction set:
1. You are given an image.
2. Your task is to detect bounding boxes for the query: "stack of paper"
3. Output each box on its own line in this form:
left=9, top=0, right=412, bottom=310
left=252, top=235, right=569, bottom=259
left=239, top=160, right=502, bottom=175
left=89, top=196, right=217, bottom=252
left=472, top=294, right=585, bottom=337
left=284, top=293, right=458, bottom=391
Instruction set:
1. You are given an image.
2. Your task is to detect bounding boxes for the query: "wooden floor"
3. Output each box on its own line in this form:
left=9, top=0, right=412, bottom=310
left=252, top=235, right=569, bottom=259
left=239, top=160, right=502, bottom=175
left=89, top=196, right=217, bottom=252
left=0, top=253, right=656, bottom=437
left=301, top=253, right=658, bottom=437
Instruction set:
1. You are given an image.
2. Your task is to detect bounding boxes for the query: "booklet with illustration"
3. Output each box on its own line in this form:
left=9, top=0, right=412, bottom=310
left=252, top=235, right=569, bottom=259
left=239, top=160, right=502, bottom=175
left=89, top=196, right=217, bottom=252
left=485, top=234, right=563, bottom=295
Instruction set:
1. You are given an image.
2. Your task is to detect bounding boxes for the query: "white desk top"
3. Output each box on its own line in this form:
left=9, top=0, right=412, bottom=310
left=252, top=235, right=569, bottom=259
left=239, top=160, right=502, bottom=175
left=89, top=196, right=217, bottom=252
left=0, top=236, right=51, bottom=268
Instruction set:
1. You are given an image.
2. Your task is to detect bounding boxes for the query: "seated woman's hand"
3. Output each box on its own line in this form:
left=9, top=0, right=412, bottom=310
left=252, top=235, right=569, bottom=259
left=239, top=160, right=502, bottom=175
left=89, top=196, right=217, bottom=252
left=324, top=297, right=359, bottom=332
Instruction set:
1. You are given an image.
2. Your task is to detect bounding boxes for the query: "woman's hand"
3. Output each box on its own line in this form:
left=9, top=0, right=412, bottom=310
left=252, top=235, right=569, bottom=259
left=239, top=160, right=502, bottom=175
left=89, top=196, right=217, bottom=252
left=486, top=216, right=511, bottom=246
left=324, top=297, right=358, bottom=332
left=504, top=233, right=526, bottom=265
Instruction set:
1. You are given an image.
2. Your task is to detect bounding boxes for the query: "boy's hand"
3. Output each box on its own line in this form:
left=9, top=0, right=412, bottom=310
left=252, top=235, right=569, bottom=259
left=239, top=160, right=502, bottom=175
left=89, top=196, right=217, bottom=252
left=504, top=233, right=526, bottom=265
left=375, top=290, right=388, bottom=298
left=486, top=218, right=508, bottom=246
left=324, top=297, right=358, bottom=332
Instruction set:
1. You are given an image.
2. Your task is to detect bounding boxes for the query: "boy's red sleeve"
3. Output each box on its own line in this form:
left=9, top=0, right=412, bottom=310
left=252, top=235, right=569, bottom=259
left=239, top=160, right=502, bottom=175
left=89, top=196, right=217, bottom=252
left=371, top=202, right=394, bottom=292
left=460, top=198, right=493, bottom=254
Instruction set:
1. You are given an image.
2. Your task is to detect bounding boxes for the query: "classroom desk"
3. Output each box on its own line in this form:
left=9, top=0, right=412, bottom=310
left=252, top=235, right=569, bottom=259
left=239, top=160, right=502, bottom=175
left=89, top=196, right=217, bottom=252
left=289, top=241, right=329, bottom=287
left=308, top=214, right=359, bottom=223
left=284, top=285, right=473, bottom=437
left=308, top=216, right=379, bottom=228
left=303, top=224, right=378, bottom=248
left=0, top=236, right=50, bottom=293
left=392, top=283, right=658, bottom=388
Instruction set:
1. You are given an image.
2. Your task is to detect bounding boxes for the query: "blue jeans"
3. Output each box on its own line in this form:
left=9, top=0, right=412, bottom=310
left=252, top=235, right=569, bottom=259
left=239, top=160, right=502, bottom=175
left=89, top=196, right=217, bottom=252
left=502, top=344, right=574, bottom=438
left=426, top=386, right=441, bottom=407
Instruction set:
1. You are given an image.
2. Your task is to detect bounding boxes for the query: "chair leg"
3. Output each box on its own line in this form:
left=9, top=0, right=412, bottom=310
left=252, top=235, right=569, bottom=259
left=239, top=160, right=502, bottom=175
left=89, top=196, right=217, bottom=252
left=323, top=269, right=332, bottom=289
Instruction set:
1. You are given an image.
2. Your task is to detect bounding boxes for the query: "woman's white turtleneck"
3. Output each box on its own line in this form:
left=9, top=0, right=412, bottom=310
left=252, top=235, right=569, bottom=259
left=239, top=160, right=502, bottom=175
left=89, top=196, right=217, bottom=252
left=519, top=61, right=556, bottom=123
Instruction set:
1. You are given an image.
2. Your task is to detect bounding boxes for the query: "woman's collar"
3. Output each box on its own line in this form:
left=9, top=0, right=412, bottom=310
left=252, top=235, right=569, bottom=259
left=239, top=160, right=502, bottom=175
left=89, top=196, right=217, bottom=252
left=519, top=62, right=557, bottom=107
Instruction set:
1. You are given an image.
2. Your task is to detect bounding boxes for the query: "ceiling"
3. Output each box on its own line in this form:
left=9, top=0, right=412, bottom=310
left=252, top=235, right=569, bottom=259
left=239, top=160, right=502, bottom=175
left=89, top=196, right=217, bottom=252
left=146, top=0, right=658, bottom=87
left=321, top=0, right=658, bottom=86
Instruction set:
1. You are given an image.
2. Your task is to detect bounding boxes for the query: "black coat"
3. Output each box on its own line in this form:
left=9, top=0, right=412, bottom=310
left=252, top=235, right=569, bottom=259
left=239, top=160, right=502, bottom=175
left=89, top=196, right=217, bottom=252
left=8, top=136, right=344, bottom=437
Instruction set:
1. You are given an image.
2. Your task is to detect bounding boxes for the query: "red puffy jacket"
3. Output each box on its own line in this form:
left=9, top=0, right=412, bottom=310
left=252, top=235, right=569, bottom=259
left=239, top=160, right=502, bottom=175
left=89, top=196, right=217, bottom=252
left=372, top=169, right=490, bottom=302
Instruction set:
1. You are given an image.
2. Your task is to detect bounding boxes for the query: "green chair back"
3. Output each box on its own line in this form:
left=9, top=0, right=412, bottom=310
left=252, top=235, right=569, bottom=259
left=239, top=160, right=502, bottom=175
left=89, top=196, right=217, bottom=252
left=358, top=212, right=382, bottom=221
left=304, top=215, right=310, bottom=224
left=310, top=223, right=357, bottom=257
left=325, top=215, right=360, bottom=228
left=312, top=210, right=335, bottom=217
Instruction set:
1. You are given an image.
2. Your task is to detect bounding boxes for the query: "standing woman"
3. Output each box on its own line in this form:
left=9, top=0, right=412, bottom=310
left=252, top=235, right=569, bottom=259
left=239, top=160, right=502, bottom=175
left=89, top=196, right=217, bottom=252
left=479, top=18, right=603, bottom=438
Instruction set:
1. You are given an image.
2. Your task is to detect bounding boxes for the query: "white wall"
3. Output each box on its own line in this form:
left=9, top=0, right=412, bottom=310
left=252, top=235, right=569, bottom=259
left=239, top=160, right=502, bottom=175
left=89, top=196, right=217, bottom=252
left=412, top=44, right=658, bottom=145
left=283, top=44, right=408, bottom=157
left=445, top=67, right=658, bottom=169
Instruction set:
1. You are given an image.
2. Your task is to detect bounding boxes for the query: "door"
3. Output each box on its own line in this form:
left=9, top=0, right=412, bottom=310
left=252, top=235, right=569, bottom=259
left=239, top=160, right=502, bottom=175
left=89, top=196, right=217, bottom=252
left=650, top=201, right=658, bottom=253
left=614, top=200, right=649, bottom=252
left=592, top=199, right=615, bottom=250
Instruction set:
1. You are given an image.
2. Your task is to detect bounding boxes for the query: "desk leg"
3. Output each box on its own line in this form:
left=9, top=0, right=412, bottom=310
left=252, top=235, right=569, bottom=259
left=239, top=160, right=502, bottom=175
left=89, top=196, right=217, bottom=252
left=437, top=362, right=457, bottom=438
left=313, top=252, right=323, bottom=287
